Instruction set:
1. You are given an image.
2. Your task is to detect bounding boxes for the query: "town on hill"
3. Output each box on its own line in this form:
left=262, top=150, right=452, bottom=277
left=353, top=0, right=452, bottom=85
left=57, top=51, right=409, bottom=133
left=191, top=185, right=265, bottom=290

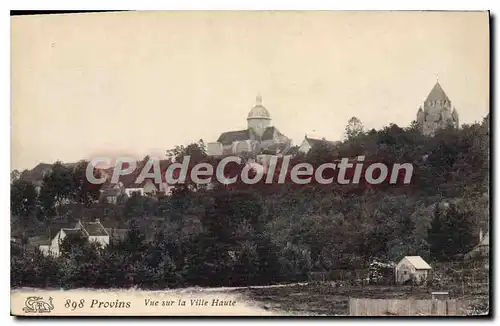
left=11, top=83, right=490, bottom=315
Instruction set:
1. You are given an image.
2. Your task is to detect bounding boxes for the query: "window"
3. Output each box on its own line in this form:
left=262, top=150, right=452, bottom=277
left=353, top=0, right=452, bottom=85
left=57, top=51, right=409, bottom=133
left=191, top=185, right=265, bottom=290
left=404, top=271, right=407, bottom=275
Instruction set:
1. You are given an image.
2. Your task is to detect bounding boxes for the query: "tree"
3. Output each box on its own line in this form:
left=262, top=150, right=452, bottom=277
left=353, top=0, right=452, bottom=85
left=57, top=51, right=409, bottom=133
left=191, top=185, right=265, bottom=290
left=166, top=139, right=207, bottom=164
left=11, top=169, right=21, bottom=183
left=428, top=202, right=476, bottom=260
left=166, top=140, right=208, bottom=192
left=11, top=179, right=38, bottom=219
left=345, top=116, right=364, bottom=140
left=203, top=190, right=264, bottom=244
left=123, top=192, right=155, bottom=219
left=38, top=161, right=75, bottom=217
left=72, top=160, right=102, bottom=206
left=407, top=120, right=421, bottom=133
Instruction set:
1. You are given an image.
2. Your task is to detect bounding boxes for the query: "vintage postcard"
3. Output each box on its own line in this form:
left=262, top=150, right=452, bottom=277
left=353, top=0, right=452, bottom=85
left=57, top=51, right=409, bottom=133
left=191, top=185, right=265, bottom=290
left=10, top=11, right=490, bottom=316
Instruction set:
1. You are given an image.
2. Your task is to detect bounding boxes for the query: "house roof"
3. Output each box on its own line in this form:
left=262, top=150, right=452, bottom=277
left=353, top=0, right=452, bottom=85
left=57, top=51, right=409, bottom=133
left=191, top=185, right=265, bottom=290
left=287, top=148, right=300, bottom=155
left=101, top=187, right=122, bottom=197
left=464, top=232, right=490, bottom=260
left=479, top=232, right=489, bottom=247
left=61, top=228, right=88, bottom=237
left=402, top=256, right=432, bottom=270
left=47, top=221, right=78, bottom=239
left=159, top=159, right=171, bottom=170
left=217, top=126, right=285, bottom=146
left=28, top=235, right=51, bottom=246
left=100, top=157, right=172, bottom=188
left=217, top=129, right=251, bottom=145
left=305, top=137, right=339, bottom=150
left=81, top=221, right=109, bottom=236
left=426, top=81, right=450, bottom=102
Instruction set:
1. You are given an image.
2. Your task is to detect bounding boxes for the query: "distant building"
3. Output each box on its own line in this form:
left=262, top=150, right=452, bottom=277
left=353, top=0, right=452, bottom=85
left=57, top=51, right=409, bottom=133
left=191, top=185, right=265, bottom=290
left=465, top=229, right=489, bottom=260
left=298, top=136, right=341, bottom=155
left=395, top=256, right=432, bottom=285
left=99, top=159, right=176, bottom=200
left=39, top=219, right=109, bottom=257
left=207, top=95, right=292, bottom=157
left=99, top=183, right=124, bottom=204
left=123, top=179, right=158, bottom=197
left=416, top=81, right=459, bottom=136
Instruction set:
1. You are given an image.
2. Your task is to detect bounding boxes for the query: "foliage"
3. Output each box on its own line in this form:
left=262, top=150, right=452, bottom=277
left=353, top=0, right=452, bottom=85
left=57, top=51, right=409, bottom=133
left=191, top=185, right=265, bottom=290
left=11, top=115, right=490, bottom=288
left=345, top=116, right=364, bottom=140
left=428, top=202, right=476, bottom=261
left=11, top=179, right=37, bottom=219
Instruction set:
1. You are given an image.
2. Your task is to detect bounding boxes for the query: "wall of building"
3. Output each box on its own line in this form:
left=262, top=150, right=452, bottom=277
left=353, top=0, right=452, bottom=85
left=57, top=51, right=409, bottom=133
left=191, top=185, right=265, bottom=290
left=248, top=118, right=270, bottom=137
left=298, top=140, right=312, bottom=154
left=88, top=235, right=110, bottom=248
left=395, top=259, right=416, bottom=284
left=143, top=180, right=157, bottom=195
left=45, top=230, right=65, bottom=257
left=125, top=188, right=144, bottom=197
left=395, top=259, right=429, bottom=284
left=207, top=142, right=223, bottom=156
left=39, top=245, right=51, bottom=256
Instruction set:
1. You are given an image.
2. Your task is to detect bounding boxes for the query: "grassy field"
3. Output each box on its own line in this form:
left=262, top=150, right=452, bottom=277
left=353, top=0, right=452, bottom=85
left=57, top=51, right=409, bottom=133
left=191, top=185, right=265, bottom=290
left=232, top=282, right=489, bottom=316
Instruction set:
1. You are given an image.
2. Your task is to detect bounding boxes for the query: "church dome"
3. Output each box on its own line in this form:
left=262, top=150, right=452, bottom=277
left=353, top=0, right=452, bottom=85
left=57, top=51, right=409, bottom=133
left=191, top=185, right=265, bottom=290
left=247, top=95, right=271, bottom=120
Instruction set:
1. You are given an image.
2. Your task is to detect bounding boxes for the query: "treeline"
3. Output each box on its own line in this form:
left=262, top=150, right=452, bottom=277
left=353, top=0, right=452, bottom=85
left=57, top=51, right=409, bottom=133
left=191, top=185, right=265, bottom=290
left=11, top=116, right=490, bottom=288
left=11, top=220, right=306, bottom=289
left=11, top=160, right=102, bottom=227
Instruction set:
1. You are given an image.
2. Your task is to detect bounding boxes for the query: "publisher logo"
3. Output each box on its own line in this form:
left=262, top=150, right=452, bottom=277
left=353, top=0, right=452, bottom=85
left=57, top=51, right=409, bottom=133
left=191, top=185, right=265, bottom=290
left=23, top=296, right=54, bottom=313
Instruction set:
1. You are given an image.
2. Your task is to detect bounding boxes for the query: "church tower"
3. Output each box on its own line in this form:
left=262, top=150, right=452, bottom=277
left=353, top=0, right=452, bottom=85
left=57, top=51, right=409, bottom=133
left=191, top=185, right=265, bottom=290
left=247, top=95, right=271, bottom=138
left=416, top=81, right=459, bottom=136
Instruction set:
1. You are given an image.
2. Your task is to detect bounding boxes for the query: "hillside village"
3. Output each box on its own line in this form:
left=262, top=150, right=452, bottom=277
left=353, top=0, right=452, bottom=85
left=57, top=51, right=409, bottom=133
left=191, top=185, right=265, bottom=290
left=11, top=82, right=489, bottom=314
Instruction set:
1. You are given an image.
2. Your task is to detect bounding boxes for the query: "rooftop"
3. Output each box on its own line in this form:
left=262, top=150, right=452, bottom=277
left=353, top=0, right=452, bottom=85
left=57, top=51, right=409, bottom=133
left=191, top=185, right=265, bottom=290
left=247, top=95, right=271, bottom=120
left=426, top=81, right=450, bottom=103
left=80, top=221, right=109, bottom=236
left=402, top=256, right=432, bottom=270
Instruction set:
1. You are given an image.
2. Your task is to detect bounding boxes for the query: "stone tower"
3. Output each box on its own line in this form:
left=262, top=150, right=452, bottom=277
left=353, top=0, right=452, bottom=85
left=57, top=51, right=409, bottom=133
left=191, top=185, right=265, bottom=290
left=416, top=81, right=459, bottom=136
left=247, top=95, right=271, bottom=138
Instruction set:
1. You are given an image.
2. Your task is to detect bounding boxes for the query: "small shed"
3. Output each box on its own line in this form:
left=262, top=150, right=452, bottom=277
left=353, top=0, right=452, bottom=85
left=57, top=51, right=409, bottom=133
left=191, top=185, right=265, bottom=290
left=395, top=256, right=432, bottom=285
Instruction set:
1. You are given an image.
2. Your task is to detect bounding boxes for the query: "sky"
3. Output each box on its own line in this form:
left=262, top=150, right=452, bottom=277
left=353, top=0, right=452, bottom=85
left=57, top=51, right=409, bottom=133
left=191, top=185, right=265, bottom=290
left=11, top=11, right=490, bottom=171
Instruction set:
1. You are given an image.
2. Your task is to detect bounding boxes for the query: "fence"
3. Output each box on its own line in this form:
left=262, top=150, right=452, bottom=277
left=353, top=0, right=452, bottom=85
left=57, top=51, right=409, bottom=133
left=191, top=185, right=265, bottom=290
left=349, top=298, right=461, bottom=316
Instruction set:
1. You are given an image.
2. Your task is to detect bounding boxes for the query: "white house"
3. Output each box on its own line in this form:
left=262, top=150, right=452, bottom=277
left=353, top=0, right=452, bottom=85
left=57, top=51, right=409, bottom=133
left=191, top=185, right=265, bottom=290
left=39, top=219, right=110, bottom=257
left=142, top=179, right=159, bottom=196
left=395, top=256, right=432, bottom=285
left=298, top=136, right=341, bottom=155
left=123, top=179, right=160, bottom=197
left=124, top=187, right=144, bottom=197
